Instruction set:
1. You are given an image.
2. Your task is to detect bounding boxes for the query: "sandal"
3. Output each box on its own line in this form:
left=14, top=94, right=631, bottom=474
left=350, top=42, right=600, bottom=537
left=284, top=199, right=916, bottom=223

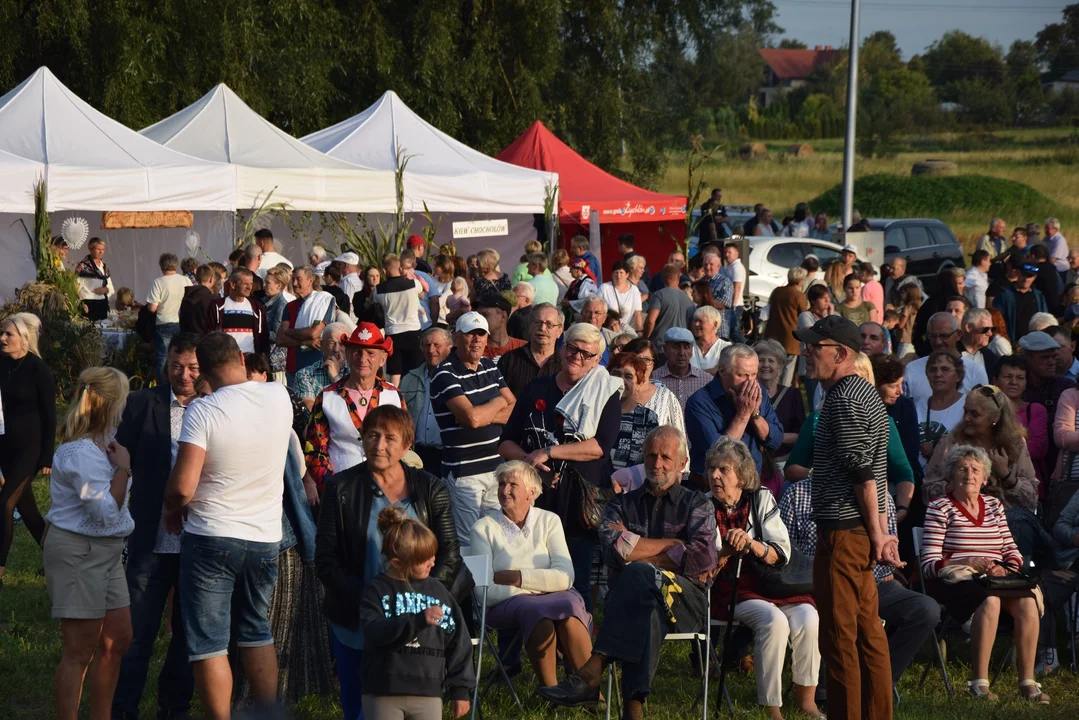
left=967, top=679, right=998, bottom=701
left=1019, top=679, right=1050, bottom=705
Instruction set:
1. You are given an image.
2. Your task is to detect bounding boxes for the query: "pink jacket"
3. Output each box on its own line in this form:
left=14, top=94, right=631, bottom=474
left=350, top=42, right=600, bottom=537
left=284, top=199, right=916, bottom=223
left=1053, top=388, right=1079, bottom=480
left=1017, top=401, right=1049, bottom=488
left=862, top=279, right=884, bottom=324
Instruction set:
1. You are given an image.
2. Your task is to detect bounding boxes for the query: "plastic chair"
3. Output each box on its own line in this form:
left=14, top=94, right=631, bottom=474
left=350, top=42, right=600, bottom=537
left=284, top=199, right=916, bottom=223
left=604, top=577, right=712, bottom=720
left=912, top=526, right=956, bottom=697
left=462, top=553, right=523, bottom=720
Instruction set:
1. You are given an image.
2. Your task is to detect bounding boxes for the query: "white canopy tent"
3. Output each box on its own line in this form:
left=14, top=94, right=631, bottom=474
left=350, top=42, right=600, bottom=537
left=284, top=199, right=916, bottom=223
left=0, top=67, right=239, bottom=299
left=140, top=83, right=397, bottom=213
left=302, top=90, right=555, bottom=214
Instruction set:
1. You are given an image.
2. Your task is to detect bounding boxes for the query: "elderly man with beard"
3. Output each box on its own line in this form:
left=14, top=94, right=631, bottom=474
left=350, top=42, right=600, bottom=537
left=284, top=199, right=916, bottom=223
left=537, top=427, right=718, bottom=720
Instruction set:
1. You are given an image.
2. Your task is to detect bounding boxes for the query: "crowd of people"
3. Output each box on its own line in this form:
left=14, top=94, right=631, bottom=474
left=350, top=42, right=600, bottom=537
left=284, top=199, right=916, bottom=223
left=5, top=214, right=1079, bottom=719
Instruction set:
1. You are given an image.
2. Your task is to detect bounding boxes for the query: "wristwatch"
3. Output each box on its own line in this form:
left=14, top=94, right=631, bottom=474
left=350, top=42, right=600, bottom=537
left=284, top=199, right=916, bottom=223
left=750, top=412, right=761, bottom=420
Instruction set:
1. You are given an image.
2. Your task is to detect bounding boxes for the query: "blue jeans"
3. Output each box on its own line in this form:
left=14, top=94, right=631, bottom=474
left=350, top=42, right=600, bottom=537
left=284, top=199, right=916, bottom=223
left=178, top=533, right=279, bottom=661
left=111, top=552, right=193, bottom=720
left=154, top=322, right=180, bottom=382
left=566, top=534, right=597, bottom=613
left=331, top=634, right=364, bottom=720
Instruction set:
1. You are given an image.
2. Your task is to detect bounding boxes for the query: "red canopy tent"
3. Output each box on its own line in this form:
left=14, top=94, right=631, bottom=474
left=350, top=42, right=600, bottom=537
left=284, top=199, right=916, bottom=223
left=497, top=121, right=686, bottom=280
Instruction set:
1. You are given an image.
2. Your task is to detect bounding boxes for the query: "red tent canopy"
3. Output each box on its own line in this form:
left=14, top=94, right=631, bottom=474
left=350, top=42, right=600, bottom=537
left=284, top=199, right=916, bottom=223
left=498, top=121, right=687, bottom=278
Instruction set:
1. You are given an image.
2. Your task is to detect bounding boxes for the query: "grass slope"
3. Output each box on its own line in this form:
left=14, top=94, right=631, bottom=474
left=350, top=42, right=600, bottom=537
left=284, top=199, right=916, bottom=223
left=3, top=480, right=1079, bottom=717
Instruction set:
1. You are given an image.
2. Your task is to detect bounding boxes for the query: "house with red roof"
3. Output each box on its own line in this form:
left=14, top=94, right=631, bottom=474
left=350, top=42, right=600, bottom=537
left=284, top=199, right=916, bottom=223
left=758, top=46, right=840, bottom=107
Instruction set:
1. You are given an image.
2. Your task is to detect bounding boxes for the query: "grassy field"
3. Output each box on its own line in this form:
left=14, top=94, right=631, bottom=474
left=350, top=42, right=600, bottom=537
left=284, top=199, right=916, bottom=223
left=656, top=129, right=1079, bottom=246
left=3, top=480, right=1079, bottom=718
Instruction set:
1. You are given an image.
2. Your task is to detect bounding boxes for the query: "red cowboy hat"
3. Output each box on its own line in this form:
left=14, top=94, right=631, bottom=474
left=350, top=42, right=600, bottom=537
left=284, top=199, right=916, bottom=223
left=341, top=322, right=394, bottom=355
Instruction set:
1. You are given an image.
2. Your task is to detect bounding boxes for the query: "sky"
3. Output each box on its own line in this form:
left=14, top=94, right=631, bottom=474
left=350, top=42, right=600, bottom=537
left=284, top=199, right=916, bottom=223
left=772, top=0, right=1068, bottom=59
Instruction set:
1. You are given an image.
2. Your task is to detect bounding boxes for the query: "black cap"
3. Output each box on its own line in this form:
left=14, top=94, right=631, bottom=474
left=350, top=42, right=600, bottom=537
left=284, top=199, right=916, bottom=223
left=793, top=315, right=863, bottom=352
left=474, top=293, right=512, bottom=314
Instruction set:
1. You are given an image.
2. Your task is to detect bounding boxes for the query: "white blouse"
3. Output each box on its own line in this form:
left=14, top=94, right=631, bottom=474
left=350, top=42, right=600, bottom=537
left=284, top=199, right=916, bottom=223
left=600, top=282, right=643, bottom=327
left=691, top=337, right=731, bottom=372
left=45, top=438, right=134, bottom=538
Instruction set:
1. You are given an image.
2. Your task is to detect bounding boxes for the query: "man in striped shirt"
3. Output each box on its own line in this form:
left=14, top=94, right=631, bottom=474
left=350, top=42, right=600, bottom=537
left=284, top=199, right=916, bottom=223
left=794, top=314, right=902, bottom=720
left=430, top=311, right=516, bottom=549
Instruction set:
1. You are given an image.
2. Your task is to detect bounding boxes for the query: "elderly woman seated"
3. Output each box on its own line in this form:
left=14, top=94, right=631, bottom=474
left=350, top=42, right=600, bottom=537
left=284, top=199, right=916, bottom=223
left=707, top=437, right=823, bottom=720
left=920, top=444, right=1048, bottom=704
left=469, top=461, right=593, bottom=688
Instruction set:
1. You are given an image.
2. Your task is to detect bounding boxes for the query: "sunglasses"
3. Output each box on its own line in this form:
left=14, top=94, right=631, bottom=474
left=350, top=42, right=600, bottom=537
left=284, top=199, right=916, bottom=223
left=971, top=384, right=1006, bottom=409
left=565, top=343, right=599, bottom=361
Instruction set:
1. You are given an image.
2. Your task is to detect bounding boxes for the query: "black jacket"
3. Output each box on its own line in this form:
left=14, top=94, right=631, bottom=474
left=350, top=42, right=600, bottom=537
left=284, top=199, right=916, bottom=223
left=179, top=285, right=216, bottom=335
left=315, top=461, right=469, bottom=630
left=359, top=573, right=474, bottom=701
left=115, top=385, right=173, bottom=556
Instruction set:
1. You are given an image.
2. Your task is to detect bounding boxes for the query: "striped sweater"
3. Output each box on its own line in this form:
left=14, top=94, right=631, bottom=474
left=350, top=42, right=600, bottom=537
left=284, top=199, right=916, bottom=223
left=920, top=493, right=1023, bottom=579
left=811, top=373, right=889, bottom=527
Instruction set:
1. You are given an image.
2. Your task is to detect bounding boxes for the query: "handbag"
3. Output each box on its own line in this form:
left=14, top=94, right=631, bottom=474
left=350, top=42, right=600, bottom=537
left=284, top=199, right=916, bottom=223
left=973, top=562, right=1039, bottom=597
left=747, top=490, right=814, bottom=597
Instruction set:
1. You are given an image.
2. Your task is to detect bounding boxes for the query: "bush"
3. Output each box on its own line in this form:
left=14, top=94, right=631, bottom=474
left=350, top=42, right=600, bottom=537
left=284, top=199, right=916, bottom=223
left=808, top=173, right=1057, bottom=220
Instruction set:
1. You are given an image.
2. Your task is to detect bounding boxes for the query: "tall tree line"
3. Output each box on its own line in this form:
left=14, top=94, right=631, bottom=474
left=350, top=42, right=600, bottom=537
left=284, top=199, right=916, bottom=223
left=0, top=0, right=779, bottom=189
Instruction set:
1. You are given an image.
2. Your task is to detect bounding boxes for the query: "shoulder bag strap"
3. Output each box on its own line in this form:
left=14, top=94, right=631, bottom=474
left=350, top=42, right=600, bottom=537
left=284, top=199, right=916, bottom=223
left=773, top=386, right=789, bottom=408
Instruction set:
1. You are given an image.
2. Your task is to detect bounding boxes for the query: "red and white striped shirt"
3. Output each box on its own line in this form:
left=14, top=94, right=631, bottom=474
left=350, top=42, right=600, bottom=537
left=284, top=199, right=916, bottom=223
left=920, top=493, right=1023, bottom=579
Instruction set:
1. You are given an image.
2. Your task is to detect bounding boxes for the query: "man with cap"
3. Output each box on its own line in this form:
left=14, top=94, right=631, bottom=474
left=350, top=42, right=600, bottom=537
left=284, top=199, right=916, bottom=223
left=254, top=229, right=292, bottom=277
left=1020, top=330, right=1076, bottom=476
left=839, top=243, right=858, bottom=279
left=902, top=312, right=988, bottom=405
left=304, top=322, right=404, bottom=494
left=794, top=314, right=900, bottom=720
left=407, top=234, right=433, bottom=274
left=993, top=257, right=1047, bottom=345
left=651, top=327, right=709, bottom=411
left=475, top=293, right=526, bottom=362
left=684, top=342, right=783, bottom=485
left=430, top=311, right=516, bottom=548
left=333, top=251, right=364, bottom=314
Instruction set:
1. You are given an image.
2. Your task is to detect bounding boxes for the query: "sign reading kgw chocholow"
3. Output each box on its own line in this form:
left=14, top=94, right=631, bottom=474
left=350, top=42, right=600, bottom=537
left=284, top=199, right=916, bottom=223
left=452, top=219, right=509, bottom=239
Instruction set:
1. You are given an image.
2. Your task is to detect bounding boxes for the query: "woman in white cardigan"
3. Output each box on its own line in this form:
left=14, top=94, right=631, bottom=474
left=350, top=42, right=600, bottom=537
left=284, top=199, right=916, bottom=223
left=469, top=460, right=594, bottom=688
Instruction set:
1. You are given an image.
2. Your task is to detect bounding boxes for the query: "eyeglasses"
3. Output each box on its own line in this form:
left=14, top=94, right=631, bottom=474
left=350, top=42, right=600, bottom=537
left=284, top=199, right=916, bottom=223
left=565, top=343, right=599, bottom=360
left=927, top=330, right=958, bottom=341
left=970, top=326, right=993, bottom=335
left=638, top=356, right=656, bottom=365
left=806, top=342, right=842, bottom=354
left=531, top=320, right=563, bottom=330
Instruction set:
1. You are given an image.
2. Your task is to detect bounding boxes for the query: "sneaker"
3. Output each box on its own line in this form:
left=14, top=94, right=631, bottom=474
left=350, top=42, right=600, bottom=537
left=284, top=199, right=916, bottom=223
left=1034, top=646, right=1060, bottom=675
left=12, top=509, right=21, bottom=527
left=961, top=618, right=972, bottom=634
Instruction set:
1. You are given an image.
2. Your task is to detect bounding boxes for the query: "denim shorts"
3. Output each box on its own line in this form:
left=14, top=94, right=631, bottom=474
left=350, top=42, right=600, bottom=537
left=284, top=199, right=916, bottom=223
left=179, top=532, right=280, bottom=661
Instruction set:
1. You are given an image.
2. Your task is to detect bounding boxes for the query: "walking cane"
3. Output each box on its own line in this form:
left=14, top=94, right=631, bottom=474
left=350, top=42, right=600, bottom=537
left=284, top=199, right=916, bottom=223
left=714, top=555, right=743, bottom=717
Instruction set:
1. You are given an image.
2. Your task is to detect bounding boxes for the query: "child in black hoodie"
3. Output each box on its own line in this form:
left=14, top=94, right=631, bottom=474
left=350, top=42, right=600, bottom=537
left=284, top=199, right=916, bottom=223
left=359, top=506, right=474, bottom=719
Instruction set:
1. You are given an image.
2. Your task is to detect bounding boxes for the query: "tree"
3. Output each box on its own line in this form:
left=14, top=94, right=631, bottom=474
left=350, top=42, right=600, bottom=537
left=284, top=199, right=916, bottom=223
left=860, top=66, right=938, bottom=133
left=1036, top=3, right=1079, bottom=79
left=1006, top=40, right=1046, bottom=125
left=778, top=38, right=807, bottom=49
left=923, top=31, right=1007, bottom=97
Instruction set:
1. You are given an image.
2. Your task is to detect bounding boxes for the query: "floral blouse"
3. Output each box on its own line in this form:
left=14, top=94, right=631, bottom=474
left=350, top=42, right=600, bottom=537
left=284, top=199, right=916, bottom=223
left=611, top=404, right=659, bottom=470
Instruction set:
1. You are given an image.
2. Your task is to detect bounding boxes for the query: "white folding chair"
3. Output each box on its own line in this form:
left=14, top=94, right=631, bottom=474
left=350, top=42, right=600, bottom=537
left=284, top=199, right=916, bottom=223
left=462, top=553, right=522, bottom=720
left=604, top=579, right=712, bottom=720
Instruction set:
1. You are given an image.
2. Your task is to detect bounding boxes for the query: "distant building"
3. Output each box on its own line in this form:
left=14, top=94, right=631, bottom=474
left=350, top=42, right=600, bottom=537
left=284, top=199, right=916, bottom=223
left=1046, top=70, right=1079, bottom=94
left=757, top=46, right=840, bottom=107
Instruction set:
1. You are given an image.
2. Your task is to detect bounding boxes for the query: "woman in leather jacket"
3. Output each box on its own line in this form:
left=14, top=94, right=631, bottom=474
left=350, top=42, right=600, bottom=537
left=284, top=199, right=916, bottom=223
left=315, top=405, right=468, bottom=720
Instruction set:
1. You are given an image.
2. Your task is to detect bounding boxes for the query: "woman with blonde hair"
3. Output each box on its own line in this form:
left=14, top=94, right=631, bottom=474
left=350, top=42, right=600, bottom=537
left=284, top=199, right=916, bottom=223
left=44, top=366, right=134, bottom=719
left=0, top=312, right=56, bottom=586
left=551, top=248, right=573, bottom=302
left=472, top=248, right=511, bottom=298
left=823, top=260, right=847, bottom=304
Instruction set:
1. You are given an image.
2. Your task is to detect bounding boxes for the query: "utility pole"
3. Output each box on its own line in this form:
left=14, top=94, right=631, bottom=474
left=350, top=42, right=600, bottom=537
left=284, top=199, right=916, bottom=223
left=841, top=0, right=862, bottom=231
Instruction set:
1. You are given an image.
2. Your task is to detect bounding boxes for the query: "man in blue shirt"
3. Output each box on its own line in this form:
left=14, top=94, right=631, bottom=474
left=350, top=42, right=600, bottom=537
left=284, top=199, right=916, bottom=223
left=572, top=234, right=602, bottom=284
left=685, top=342, right=783, bottom=481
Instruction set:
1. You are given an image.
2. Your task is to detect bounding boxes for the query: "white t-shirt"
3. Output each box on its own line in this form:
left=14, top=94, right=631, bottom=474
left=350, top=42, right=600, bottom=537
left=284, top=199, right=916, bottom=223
left=179, top=381, right=292, bottom=543
left=146, top=273, right=192, bottom=324
left=902, top=354, right=988, bottom=406
left=258, top=251, right=293, bottom=278
left=600, top=282, right=642, bottom=328
left=915, top=394, right=966, bottom=468
left=691, top=337, right=731, bottom=372
left=723, top=259, right=747, bottom=307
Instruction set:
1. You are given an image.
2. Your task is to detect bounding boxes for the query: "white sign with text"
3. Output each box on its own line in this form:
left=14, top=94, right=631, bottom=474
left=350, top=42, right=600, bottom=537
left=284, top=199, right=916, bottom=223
left=452, top=219, right=509, bottom=239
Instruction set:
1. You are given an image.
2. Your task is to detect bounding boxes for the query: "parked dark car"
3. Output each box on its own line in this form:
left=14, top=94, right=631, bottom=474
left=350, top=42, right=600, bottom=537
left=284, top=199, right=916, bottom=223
left=869, top=218, right=965, bottom=282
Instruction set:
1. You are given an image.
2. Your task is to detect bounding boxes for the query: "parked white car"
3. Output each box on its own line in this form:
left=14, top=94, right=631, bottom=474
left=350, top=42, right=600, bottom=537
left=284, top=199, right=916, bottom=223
left=745, top=236, right=846, bottom=303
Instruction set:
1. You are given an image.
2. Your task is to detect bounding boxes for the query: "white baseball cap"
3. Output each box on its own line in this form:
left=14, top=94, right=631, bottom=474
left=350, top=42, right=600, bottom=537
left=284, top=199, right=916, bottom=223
left=842, top=244, right=857, bottom=254
left=455, top=311, right=489, bottom=334
left=334, top=251, right=360, bottom=265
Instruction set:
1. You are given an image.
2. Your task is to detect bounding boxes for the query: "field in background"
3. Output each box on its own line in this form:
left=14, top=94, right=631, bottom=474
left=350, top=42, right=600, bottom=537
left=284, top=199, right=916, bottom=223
left=657, top=129, right=1079, bottom=251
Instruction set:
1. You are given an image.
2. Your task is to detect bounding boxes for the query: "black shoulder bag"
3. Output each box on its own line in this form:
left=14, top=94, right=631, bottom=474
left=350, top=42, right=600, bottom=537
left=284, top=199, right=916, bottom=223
left=747, top=490, right=814, bottom=597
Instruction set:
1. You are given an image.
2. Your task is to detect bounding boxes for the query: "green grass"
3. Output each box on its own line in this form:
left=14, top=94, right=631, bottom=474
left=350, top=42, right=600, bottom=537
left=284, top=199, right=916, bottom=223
left=658, top=128, right=1079, bottom=245
left=3, top=478, right=1079, bottom=718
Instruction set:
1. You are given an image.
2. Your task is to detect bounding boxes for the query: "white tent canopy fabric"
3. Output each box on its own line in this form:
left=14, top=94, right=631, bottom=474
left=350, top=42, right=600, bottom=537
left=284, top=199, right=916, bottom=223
left=0, top=67, right=235, bottom=212
left=141, top=84, right=397, bottom=212
left=0, top=150, right=45, bottom=214
left=303, top=90, right=555, bottom=214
